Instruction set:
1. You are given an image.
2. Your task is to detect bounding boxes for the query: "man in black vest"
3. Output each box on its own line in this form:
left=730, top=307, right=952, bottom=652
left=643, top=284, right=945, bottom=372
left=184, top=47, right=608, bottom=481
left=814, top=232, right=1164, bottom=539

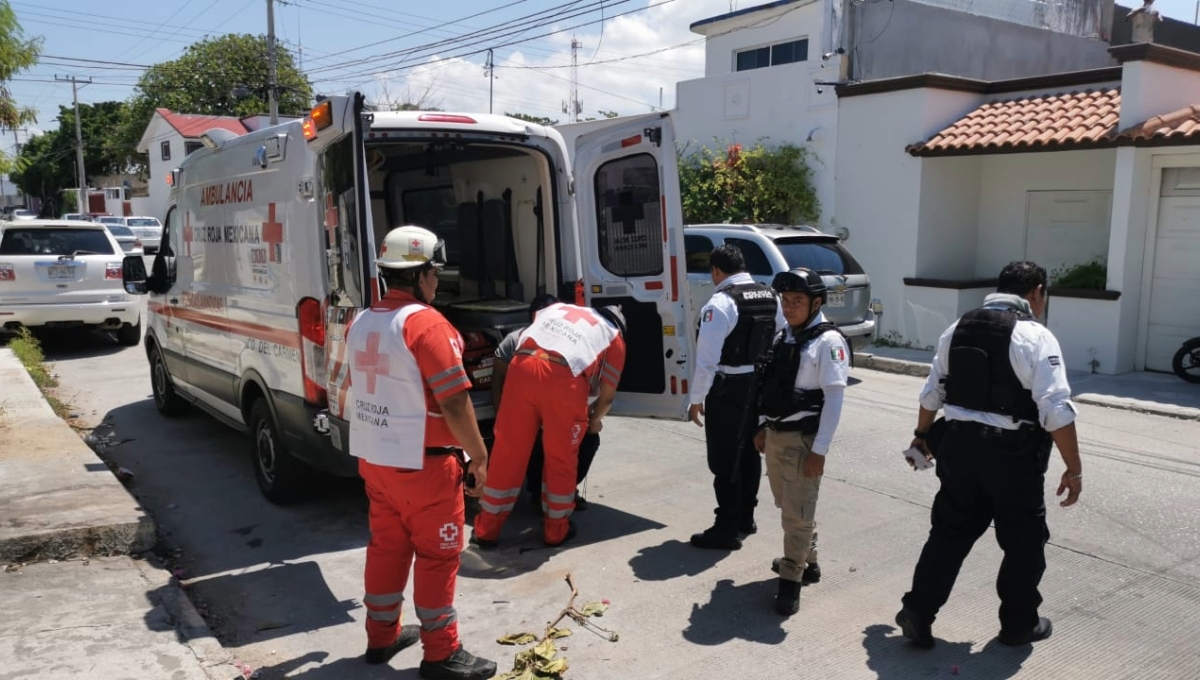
left=688, top=244, right=785, bottom=550
left=895, top=261, right=1084, bottom=649
left=754, top=268, right=851, bottom=615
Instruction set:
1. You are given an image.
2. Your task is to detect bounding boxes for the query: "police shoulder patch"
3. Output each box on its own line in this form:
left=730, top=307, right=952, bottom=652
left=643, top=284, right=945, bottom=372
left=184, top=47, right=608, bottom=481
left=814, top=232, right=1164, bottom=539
left=1048, top=355, right=1061, bottom=366
left=702, top=309, right=714, bottom=323
left=829, top=346, right=846, bottom=363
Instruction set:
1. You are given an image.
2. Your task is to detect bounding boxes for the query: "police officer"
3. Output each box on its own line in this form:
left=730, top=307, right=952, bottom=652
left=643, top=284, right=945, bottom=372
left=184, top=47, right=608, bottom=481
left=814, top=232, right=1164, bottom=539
left=753, top=268, right=850, bottom=615
left=348, top=226, right=497, bottom=679
left=688, top=244, right=785, bottom=550
left=895, top=261, right=1083, bottom=649
left=490, top=295, right=602, bottom=513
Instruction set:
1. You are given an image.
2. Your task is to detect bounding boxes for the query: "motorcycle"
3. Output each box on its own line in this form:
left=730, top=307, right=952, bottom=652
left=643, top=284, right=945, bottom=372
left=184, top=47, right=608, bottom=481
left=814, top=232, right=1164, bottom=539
left=1172, top=336, right=1200, bottom=383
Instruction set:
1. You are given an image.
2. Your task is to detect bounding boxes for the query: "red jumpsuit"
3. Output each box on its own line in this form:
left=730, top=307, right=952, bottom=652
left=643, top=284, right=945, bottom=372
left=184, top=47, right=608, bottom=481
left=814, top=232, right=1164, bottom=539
left=348, top=289, right=471, bottom=662
left=474, top=304, right=626, bottom=545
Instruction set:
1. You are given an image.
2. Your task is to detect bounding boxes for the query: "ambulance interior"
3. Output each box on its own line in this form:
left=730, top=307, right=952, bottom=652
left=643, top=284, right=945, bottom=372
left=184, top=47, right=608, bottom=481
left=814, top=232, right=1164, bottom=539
left=364, top=140, right=562, bottom=400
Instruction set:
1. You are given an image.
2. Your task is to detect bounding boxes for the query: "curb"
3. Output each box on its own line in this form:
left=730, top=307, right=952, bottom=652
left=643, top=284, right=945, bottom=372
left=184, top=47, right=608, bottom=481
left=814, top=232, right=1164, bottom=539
left=133, top=556, right=241, bottom=680
left=855, top=351, right=1200, bottom=421
left=0, top=348, right=156, bottom=563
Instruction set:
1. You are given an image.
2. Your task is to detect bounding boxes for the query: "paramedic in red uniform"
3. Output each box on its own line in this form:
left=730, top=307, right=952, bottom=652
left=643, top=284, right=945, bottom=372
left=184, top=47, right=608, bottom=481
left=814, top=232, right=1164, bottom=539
left=472, top=302, right=627, bottom=548
left=347, top=225, right=497, bottom=680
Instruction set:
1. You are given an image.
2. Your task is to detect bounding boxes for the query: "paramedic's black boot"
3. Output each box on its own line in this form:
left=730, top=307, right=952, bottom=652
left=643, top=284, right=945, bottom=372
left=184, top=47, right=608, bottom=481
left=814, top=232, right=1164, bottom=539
left=419, top=646, right=498, bottom=680
left=365, top=625, right=419, bottom=665
left=775, top=578, right=800, bottom=616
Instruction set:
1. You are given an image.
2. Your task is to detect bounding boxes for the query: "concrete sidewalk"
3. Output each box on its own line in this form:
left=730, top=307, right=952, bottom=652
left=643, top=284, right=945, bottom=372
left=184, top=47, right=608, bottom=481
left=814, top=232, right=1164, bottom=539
left=0, top=347, right=231, bottom=680
left=858, top=345, right=1200, bottom=420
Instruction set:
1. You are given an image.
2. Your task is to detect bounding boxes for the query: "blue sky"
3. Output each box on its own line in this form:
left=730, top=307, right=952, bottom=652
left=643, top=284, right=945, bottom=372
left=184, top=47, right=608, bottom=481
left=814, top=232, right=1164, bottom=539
left=10, top=0, right=1200, bottom=147
left=11, top=0, right=719, bottom=139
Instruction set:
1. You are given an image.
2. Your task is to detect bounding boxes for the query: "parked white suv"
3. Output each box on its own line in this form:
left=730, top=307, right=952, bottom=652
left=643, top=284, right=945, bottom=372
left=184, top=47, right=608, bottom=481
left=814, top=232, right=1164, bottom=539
left=0, top=219, right=142, bottom=345
left=684, top=223, right=877, bottom=350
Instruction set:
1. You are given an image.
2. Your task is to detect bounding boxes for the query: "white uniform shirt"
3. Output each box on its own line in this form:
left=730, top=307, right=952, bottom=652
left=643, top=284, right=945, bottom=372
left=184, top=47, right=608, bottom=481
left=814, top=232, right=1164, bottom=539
left=770, top=312, right=850, bottom=455
left=919, top=296, right=1077, bottom=432
left=690, top=272, right=786, bottom=406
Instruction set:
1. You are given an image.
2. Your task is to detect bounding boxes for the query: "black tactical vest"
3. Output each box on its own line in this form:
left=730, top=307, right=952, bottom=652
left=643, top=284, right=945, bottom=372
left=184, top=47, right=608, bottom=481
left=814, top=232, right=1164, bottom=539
left=943, top=307, right=1039, bottom=422
left=718, top=283, right=779, bottom=367
left=759, top=322, right=845, bottom=419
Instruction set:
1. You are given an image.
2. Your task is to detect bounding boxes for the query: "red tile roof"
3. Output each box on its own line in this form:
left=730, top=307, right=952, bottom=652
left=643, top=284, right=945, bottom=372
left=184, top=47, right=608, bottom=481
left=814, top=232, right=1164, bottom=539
left=907, top=88, right=1122, bottom=156
left=156, top=108, right=249, bottom=139
left=1120, top=105, right=1200, bottom=143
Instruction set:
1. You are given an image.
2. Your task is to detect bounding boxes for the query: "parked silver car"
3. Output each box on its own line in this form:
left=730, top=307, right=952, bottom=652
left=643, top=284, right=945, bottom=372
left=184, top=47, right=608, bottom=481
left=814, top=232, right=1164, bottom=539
left=684, top=223, right=877, bottom=350
left=122, top=216, right=163, bottom=253
left=104, top=224, right=145, bottom=255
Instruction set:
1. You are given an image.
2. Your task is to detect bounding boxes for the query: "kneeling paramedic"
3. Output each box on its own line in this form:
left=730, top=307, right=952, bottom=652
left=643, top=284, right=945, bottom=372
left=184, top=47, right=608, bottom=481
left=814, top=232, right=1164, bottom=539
left=754, top=268, right=851, bottom=615
left=347, top=225, right=497, bottom=680
left=895, top=261, right=1083, bottom=650
left=473, top=302, right=627, bottom=548
left=490, top=295, right=602, bottom=514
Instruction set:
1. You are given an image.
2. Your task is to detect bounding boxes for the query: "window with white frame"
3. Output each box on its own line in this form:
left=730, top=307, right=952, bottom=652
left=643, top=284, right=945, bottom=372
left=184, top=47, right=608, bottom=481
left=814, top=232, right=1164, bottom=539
left=735, top=38, right=809, bottom=72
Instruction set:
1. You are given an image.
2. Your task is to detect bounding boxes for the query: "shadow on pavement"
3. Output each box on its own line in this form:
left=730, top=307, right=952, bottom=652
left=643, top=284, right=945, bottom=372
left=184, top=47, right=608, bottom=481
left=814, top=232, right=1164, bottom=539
left=19, top=327, right=132, bottom=360
left=190, top=560, right=360, bottom=646
left=253, top=653, right=425, bottom=680
left=628, top=538, right=732, bottom=581
left=861, top=623, right=1032, bottom=679
left=683, top=577, right=787, bottom=647
left=459, top=502, right=666, bottom=580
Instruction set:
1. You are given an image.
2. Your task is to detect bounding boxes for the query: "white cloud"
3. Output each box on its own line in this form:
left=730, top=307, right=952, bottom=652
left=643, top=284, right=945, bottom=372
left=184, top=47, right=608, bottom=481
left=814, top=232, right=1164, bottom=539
left=335, top=0, right=737, bottom=121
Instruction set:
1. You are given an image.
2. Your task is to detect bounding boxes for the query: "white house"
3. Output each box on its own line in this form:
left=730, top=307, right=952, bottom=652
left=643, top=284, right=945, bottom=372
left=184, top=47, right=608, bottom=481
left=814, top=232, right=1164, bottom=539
left=834, top=42, right=1200, bottom=375
left=136, top=110, right=293, bottom=222
left=673, top=0, right=1199, bottom=231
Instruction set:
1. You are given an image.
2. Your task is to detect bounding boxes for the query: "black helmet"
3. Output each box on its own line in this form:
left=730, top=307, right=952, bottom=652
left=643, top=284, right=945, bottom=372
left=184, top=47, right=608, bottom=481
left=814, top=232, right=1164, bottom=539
left=595, top=305, right=627, bottom=337
left=772, top=267, right=827, bottom=301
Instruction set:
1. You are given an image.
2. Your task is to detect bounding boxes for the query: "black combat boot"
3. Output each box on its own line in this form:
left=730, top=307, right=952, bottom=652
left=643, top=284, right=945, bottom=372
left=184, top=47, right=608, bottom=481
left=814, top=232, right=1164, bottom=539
left=365, top=625, right=420, bottom=665
left=775, top=578, right=800, bottom=616
left=419, top=646, right=498, bottom=680
left=690, top=524, right=742, bottom=550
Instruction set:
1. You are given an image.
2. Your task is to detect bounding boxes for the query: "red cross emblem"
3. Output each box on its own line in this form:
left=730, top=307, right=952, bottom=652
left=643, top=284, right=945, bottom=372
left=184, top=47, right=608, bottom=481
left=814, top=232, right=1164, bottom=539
left=182, top=211, right=193, bottom=257
left=262, top=203, right=284, bottom=263
left=410, top=239, right=421, bottom=249
left=561, top=307, right=599, bottom=326
left=354, top=331, right=390, bottom=395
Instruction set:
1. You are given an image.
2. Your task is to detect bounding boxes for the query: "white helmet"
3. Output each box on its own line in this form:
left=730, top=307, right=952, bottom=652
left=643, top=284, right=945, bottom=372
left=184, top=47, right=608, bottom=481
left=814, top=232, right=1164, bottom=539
left=377, top=225, right=446, bottom=270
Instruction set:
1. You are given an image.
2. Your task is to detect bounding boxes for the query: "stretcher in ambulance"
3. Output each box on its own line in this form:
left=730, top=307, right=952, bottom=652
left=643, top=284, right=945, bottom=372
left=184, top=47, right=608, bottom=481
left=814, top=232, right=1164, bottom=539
left=120, top=93, right=696, bottom=504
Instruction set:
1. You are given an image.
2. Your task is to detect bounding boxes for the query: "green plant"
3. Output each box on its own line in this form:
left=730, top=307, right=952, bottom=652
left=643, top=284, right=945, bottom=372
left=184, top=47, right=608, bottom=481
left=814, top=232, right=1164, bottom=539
left=9, top=328, right=70, bottom=419
left=1050, top=259, right=1107, bottom=290
left=677, top=140, right=819, bottom=225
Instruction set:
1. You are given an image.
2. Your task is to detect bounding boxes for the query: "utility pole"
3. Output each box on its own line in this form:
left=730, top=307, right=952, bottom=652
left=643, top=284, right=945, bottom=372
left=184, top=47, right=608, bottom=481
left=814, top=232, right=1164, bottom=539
left=562, top=35, right=583, bottom=123
left=484, top=49, right=495, bottom=114
left=267, top=0, right=279, bottom=124
left=56, top=75, right=91, bottom=215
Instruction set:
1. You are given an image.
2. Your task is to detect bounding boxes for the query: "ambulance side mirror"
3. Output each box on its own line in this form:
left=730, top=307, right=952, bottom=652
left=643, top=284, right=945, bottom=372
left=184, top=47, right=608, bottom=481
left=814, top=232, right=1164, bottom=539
left=122, top=255, right=148, bottom=295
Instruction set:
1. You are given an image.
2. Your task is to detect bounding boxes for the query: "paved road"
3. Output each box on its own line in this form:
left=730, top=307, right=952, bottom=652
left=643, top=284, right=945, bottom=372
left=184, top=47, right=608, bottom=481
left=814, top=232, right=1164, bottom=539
left=41, top=330, right=1200, bottom=680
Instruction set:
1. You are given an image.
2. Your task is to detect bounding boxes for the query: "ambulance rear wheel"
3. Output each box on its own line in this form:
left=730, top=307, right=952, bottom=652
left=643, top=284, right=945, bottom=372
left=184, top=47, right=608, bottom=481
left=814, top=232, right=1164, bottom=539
left=249, top=399, right=312, bottom=505
left=150, top=346, right=189, bottom=417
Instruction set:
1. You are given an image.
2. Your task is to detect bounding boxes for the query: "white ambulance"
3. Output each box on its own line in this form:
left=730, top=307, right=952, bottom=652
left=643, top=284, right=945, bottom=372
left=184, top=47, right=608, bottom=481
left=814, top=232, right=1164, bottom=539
left=121, top=93, right=697, bottom=503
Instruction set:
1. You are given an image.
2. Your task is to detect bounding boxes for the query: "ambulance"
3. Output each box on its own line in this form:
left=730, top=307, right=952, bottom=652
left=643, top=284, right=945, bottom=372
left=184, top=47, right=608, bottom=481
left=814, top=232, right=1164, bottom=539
left=120, top=93, right=697, bottom=504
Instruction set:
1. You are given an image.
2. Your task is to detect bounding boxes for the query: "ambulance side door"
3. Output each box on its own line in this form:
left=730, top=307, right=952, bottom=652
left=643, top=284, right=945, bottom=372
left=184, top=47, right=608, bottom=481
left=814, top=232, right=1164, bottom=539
left=573, top=113, right=694, bottom=421
left=310, top=93, right=378, bottom=447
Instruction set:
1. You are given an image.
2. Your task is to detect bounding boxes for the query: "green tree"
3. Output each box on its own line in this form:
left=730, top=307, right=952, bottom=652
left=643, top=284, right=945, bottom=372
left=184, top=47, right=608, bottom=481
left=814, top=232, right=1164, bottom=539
left=677, top=141, right=819, bottom=225
left=505, top=112, right=559, bottom=126
left=11, top=102, right=130, bottom=209
left=0, top=2, right=43, bottom=177
left=118, top=34, right=312, bottom=170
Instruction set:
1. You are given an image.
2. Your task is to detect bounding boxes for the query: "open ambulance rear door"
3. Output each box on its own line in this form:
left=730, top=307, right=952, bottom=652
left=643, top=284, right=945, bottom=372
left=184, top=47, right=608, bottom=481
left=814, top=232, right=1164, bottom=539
left=299, top=93, right=379, bottom=452
left=572, top=113, right=695, bottom=420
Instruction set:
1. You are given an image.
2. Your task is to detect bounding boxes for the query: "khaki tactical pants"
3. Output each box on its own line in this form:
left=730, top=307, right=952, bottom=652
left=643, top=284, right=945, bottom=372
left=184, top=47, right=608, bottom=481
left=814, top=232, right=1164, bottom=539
left=764, top=429, right=822, bottom=582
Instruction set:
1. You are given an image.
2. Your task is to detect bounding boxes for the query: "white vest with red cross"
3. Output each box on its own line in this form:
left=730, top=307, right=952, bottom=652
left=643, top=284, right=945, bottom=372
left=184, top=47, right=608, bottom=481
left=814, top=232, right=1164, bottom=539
left=517, top=303, right=619, bottom=377
left=347, top=303, right=429, bottom=470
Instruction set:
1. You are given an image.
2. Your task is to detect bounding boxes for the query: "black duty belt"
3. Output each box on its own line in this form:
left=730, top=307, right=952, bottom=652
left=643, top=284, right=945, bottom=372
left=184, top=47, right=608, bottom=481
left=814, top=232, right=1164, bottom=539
left=515, top=348, right=571, bottom=367
left=764, top=415, right=820, bottom=434
left=425, top=447, right=461, bottom=456
left=947, top=420, right=1033, bottom=439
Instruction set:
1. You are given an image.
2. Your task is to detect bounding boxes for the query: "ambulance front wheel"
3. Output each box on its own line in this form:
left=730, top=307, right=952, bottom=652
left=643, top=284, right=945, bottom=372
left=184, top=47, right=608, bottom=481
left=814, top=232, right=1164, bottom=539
left=249, top=399, right=313, bottom=505
left=149, top=346, right=189, bottom=417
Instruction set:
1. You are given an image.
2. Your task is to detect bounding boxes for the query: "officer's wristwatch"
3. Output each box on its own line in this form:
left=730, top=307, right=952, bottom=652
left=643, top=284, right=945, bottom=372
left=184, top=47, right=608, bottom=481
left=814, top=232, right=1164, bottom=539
left=913, top=429, right=928, bottom=440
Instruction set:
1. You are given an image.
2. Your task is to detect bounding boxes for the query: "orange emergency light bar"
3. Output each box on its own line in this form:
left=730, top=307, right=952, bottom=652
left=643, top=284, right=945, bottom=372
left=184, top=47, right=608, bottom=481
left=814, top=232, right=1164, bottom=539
left=304, top=100, right=333, bottom=141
